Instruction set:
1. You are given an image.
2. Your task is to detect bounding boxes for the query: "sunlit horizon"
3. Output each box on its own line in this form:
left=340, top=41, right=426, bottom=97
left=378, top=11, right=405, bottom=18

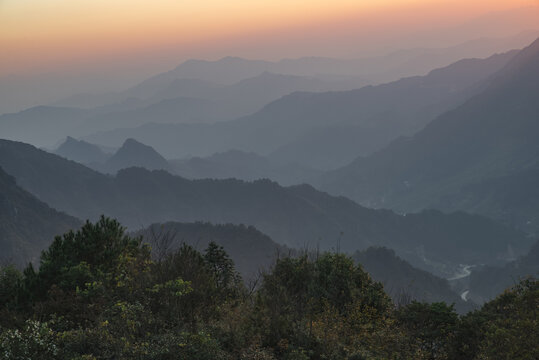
left=1, top=0, right=538, bottom=77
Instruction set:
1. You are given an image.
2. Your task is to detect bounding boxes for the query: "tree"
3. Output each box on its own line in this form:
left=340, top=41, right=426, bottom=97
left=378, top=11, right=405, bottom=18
left=254, top=253, right=397, bottom=359
left=475, top=278, right=538, bottom=360
left=204, top=241, right=241, bottom=296
left=26, top=216, right=149, bottom=300
left=396, top=301, right=458, bottom=359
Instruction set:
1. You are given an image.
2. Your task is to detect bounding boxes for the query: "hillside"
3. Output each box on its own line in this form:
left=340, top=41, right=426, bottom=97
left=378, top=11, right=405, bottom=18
left=54, top=136, right=110, bottom=164
left=352, top=247, right=474, bottom=312
left=466, top=240, right=539, bottom=303
left=171, top=149, right=320, bottom=186
left=432, top=168, right=539, bottom=235
left=136, top=222, right=288, bottom=281
left=0, top=139, right=532, bottom=277
left=0, top=139, right=121, bottom=220
left=0, top=106, right=90, bottom=148
left=320, top=37, right=539, bottom=229
left=0, top=72, right=354, bottom=149
left=97, top=138, right=171, bottom=174
left=0, top=167, right=81, bottom=264
left=83, top=51, right=517, bottom=168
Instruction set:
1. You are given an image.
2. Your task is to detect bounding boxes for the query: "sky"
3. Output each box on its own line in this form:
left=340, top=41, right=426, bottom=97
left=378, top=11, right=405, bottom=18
left=1, top=0, right=538, bottom=76
left=0, top=0, right=538, bottom=115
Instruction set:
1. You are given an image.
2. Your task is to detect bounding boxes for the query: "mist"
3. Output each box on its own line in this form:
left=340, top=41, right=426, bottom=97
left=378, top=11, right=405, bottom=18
left=1, top=1, right=538, bottom=358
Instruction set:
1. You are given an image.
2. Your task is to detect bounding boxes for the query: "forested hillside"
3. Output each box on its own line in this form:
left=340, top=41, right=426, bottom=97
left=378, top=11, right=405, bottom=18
left=0, top=218, right=536, bottom=359
left=2, top=2, right=539, bottom=360
left=0, top=167, right=81, bottom=264
left=0, top=139, right=532, bottom=277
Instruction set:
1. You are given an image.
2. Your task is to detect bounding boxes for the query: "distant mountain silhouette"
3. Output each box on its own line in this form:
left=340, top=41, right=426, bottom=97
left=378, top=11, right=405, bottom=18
left=53, top=139, right=316, bottom=185
left=79, top=97, right=231, bottom=134
left=0, top=72, right=363, bottom=149
left=140, top=72, right=337, bottom=117
left=0, top=139, right=532, bottom=277
left=76, top=72, right=363, bottom=133
left=0, top=106, right=90, bottom=147
left=435, top=168, right=539, bottom=235
left=98, top=138, right=171, bottom=174
left=171, top=149, right=320, bottom=186
left=320, top=37, right=539, bottom=232
left=3, top=30, right=536, bottom=115
left=122, top=32, right=535, bottom=90
left=0, top=166, right=81, bottom=265
left=54, top=136, right=110, bottom=164
left=83, top=50, right=517, bottom=168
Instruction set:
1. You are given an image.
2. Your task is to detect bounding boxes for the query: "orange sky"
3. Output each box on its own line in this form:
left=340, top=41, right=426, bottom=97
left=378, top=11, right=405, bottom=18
left=0, top=0, right=538, bottom=76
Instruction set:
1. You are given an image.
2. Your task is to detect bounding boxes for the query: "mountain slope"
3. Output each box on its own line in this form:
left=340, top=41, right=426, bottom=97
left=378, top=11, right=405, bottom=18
left=84, top=51, right=517, bottom=168
left=320, top=37, right=539, bottom=227
left=0, top=140, right=121, bottom=220
left=170, top=149, right=320, bottom=186
left=352, top=247, right=474, bottom=312
left=0, top=167, right=81, bottom=264
left=0, top=139, right=532, bottom=277
left=122, top=33, right=532, bottom=94
left=1, top=73, right=351, bottom=149
left=432, top=168, right=539, bottom=234
left=99, top=138, right=171, bottom=174
left=54, top=136, right=110, bottom=164
left=0, top=106, right=90, bottom=148
left=466, top=240, right=539, bottom=303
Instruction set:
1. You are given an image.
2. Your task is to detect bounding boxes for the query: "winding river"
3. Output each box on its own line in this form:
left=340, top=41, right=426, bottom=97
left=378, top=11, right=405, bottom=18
left=460, top=290, right=470, bottom=302
left=448, top=264, right=475, bottom=302
left=448, top=264, right=474, bottom=281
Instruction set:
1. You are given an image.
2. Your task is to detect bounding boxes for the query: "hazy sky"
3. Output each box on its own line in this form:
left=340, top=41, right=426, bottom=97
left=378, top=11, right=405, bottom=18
left=1, top=0, right=538, bottom=77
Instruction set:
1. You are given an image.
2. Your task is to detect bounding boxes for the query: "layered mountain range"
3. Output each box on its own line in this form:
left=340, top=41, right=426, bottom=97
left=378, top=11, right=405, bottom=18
left=2, top=35, right=539, bottom=313
left=319, top=37, right=539, bottom=234
left=0, top=139, right=532, bottom=278
left=81, top=50, right=518, bottom=169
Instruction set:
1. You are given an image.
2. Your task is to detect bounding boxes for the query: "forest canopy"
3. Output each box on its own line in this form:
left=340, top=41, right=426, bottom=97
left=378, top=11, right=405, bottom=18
left=0, top=217, right=537, bottom=360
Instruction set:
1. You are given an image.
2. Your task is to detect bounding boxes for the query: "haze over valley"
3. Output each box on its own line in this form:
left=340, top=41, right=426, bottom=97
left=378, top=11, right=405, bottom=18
left=0, top=1, right=538, bottom=359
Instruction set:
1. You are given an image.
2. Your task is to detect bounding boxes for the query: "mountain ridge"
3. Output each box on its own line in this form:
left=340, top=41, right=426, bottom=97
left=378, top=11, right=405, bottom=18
left=0, top=139, right=532, bottom=277
left=319, top=37, right=539, bottom=230
left=0, top=166, right=81, bottom=264
left=82, top=50, right=518, bottom=167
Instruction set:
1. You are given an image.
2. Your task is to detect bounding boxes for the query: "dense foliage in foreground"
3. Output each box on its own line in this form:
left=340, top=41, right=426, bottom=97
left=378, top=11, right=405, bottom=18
left=0, top=217, right=537, bottom=359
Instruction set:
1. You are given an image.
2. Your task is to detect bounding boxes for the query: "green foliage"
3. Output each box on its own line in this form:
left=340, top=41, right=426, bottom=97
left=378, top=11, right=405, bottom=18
left=149, top=278, right=192, bottom=298
left=0, top=320, right=58, bottom=360
left=34, top=216, right=147, bottom=295
left=204, top=241, right=241, bottom=294
left=0, top=217, right=536, bottom=360
left=475, top=279, right=538, bottom=360
left=396, top=302, right=458, bottom=359
left=0, top=265, right=23, bottom=313
left=254, top=253, right=396, bottom=359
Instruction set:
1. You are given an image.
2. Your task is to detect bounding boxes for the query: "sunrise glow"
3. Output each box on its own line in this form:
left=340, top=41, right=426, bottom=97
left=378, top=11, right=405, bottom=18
left=0, top=0, right=537, bottom=76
